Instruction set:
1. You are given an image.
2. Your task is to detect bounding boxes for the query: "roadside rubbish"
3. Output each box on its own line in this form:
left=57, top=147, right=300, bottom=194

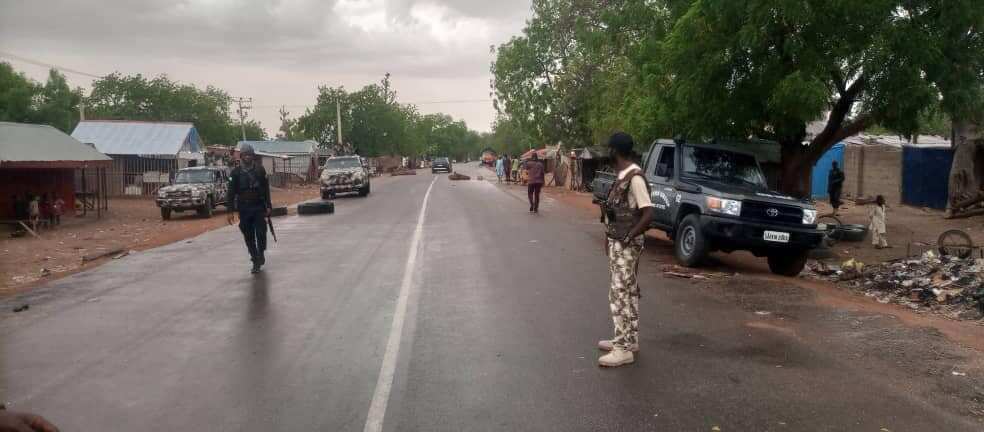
left=13, top=304, right=29, bottom=313
left=952, top=371, right=968, bottom=376
left=661, top=265, right=731, bottom=279
left=448, top=172, right=471, bottom=181
left=112, top=251, right=130, bottom=260
left=82, top=247, right=125, bottom=263
left=807, top=249, right=984, bottom=320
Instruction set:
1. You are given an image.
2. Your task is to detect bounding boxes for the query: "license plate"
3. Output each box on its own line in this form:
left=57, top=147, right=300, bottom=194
left=763, top=231, right=790, bottom=243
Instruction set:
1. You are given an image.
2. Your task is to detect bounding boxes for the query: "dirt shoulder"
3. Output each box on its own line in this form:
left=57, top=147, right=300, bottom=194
left=506, top=180, right=984, bottom=350
left=0, top=185, right=319, bottom=297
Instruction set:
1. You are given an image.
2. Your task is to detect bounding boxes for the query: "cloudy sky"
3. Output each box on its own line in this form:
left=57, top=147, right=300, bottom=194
left=0, top=0, right=533, bottom=135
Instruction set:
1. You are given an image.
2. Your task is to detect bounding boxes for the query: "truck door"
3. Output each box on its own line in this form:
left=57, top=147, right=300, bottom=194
left=647, top=145, right=677, bottom=229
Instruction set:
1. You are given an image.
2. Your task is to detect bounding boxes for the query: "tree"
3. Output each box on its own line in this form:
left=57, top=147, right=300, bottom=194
left=0, top=62, right=39, bottom=124
left=33, top=70, right=83, bottom=133
left=86, top=73, right=262, bottom=145
left=659, top=0, right=984, bottom=196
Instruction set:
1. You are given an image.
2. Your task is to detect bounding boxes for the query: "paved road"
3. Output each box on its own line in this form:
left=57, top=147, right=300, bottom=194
left=2, top=167, right=981, bottom=431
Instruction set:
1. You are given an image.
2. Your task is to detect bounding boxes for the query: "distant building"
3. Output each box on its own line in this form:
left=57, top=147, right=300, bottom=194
left=236, top=140, right=318, bottom=182
left=0, top=122, right=112, bottom=219
left=71, top=120, right=204, bottom=196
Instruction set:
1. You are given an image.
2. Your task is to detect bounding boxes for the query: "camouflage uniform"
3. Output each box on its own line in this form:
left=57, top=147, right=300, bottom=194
left=608, top=235, right=644, bottom=350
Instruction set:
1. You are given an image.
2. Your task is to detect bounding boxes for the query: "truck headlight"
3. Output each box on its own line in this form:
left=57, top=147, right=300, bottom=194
left=707, top=197, right=741, bottom=216
left=802, top=209, right=817, bottom=225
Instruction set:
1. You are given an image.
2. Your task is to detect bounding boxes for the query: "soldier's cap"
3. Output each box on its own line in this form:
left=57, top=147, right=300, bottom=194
left=240, top=144, right=255, bottom=155
left=607, top=132, right=635, bottom=156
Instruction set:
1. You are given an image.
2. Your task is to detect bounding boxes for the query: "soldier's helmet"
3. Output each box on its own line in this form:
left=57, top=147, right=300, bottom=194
left=240, top=144, right=256, bottom=156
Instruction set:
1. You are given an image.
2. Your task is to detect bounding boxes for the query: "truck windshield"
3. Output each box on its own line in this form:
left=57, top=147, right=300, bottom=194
left=681, top=146, right=767, bottom=188
left=174, top=170, right=213, bottom=184
left=324, top=158, right=362, bottom=169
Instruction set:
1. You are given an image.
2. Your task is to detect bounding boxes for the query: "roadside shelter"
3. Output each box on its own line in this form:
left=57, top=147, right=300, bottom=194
left=0, top=122, right=112, bottom=221
left=71, top=120, right=204, bottom=196
left=237, top=140, right=317, bottom=182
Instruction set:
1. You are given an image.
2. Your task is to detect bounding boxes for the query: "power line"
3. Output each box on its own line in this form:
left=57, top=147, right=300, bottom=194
left=0, top=50, right=105, bottom=79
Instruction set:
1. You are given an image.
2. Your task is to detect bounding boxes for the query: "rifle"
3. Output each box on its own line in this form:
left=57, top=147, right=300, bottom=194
left=267, top=215, right=277, bottom=242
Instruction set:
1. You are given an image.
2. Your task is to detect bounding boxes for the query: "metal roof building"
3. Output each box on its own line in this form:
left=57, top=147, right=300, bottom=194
left=237, top=140, right=317, bottom=155
left=0, top=122, right=112, bottom=220
left=237, top=140, right=318, bottom=182
left=72, top=120, right=202, bottom=157
left=1, top=122, right=111, bottom=168
left=70, top=121, right=205, bottom=196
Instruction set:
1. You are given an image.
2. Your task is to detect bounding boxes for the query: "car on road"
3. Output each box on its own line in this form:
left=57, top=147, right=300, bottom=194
left=156, top=166, right=229, bottom=220
left=592, top=139, right=824, bottom=276
left=431, top=157, right=452, bottom=173
left=320, top=155, right=371, bottom=199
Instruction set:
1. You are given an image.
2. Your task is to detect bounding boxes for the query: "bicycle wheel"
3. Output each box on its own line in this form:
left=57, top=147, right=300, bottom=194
left=938, top=229, right=973, bottom=258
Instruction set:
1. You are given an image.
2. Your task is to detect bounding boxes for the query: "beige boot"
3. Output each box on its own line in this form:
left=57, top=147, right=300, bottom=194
left=598, top=349, right=635, bottom=367
left=597, top=340, right=639, bottom=352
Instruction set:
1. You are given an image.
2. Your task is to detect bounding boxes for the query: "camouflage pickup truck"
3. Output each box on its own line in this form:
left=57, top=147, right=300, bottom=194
left=156, top=166, right=229, bottom=220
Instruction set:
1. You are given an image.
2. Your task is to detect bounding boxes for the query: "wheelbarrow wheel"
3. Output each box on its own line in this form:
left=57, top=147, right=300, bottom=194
left=938, top=229, right=973, bottom=258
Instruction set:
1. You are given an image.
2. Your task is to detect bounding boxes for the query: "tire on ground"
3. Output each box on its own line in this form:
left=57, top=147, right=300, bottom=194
left=767, top=251, right=809, bottom=276
left=674, top=214, right=708, bottom=267
left=835, top=224, right=867, bottom=242
left=270, top=206, right=288, bottom=217
left=298, top=200, right=334, bottom=215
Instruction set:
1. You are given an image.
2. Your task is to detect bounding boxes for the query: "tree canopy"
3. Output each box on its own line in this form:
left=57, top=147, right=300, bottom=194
left=0, top=62, right=83, bottom=133
left=492, top=0, right=984, bottom=196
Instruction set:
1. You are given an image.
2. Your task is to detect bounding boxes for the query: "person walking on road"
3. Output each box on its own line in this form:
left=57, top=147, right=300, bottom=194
left=227, top=144, right=273, bottom=274
left=526, top=153, right=545, bottom=213
left=828, top=161, right=845, bottom=214
left=495, top=156, right=505, bottom=183
left=511, top=156, right=520, bottom=182
left=503, top=154, right=511, bottom=182
left=598, top=132, right=655, bottom=367
left=869, top=195, right=890, bottom=249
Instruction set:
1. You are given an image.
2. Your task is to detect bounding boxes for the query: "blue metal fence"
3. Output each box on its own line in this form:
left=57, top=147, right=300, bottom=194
left=902, top=146, right=953, bottom=209
left=811, top=143, right=845, bottom=198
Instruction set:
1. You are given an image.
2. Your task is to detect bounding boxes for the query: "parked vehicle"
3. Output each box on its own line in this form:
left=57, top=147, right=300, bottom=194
left=592, top=139, right=824, bottom=276
left=320, top=155, right=371, bottom=199
left=432, top=157, right=452, bottom=173
left=156, top=166, right=229, bottom=220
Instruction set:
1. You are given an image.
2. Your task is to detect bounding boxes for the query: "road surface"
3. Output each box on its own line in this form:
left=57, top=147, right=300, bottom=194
left=2, top=166, right=982, bottom=431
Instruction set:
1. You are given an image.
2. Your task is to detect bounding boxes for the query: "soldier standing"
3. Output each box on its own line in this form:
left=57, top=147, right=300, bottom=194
left=597, top=132, right=655, bottom=367
left=227, top=144, right=272, bottom=274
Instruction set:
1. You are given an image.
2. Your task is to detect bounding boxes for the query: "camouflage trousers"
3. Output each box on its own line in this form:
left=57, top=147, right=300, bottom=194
left=608, top=236, right=644, bottom=350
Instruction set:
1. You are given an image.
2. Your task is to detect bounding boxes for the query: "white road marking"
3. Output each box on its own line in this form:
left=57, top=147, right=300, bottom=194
left=363, top=176, right=437, bottom=432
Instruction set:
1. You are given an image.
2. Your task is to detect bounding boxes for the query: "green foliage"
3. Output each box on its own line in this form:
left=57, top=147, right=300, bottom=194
left=87, top=73, right=265, bottom=144
left=294, top=74, right=482, bottom=159
left=0, top=63, right=82, bottom=133
left=493, top=0, right=984, bottom=194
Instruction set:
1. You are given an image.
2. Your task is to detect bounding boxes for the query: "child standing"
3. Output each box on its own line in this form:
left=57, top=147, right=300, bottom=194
left=52, top=196, right=65, bottom=226
left=869, top=195, right=889, bottom=249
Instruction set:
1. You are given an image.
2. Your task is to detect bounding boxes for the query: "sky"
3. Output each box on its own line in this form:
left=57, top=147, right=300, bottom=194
left=0, top=0, right=533, bottom=137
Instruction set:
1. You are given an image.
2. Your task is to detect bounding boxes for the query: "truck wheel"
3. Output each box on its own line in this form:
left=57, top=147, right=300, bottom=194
left=198, top=197, right=213, bottom=218
left=767, top=252, right=808, bottom=276
left=321, top=190, right=331, bottom=200
left=359, top=183, right=371, bottom=197
left=674, top=214, right=708, bottom=267
left=161, top=208, right=171, bottom=220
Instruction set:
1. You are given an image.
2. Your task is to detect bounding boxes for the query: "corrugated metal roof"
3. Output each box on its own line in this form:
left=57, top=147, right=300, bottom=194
left=71, top=120, right=199, bottom=156
left=0, top=122, right=111, bottom=164
left=238, top=140, right=316, bottom=154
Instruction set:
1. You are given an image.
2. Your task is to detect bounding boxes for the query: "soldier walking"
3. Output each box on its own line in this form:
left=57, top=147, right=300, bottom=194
left=227, top=144, right=273, bottom=274
left=597, top=132, right=655, bottom=367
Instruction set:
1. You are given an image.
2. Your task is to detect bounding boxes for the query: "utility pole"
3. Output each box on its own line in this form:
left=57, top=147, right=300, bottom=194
left=336, top=100, right=343, bottom=148
left=233, top=97, right=253, bottom=142
left=78, top=99, right=86, bottom=121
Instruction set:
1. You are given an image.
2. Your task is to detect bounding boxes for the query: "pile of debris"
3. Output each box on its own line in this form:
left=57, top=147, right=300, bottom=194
left=809, top=251, right=984, bottom=320
left=390, top=168, right=417, bottom=176
left=448, top=172, right=471, bottom=181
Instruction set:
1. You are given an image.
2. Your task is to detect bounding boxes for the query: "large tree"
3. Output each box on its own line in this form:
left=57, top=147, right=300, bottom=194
left=0, top=63, right=83, bottom=133
left=662, top=0, right=984, bottom=196
left=86, top=73, right=265, bottom=144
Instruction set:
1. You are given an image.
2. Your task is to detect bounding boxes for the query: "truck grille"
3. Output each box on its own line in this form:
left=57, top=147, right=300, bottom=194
left=741, top=201, right=802, bottom=225
left=166, top=191, right=191, bottom=198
